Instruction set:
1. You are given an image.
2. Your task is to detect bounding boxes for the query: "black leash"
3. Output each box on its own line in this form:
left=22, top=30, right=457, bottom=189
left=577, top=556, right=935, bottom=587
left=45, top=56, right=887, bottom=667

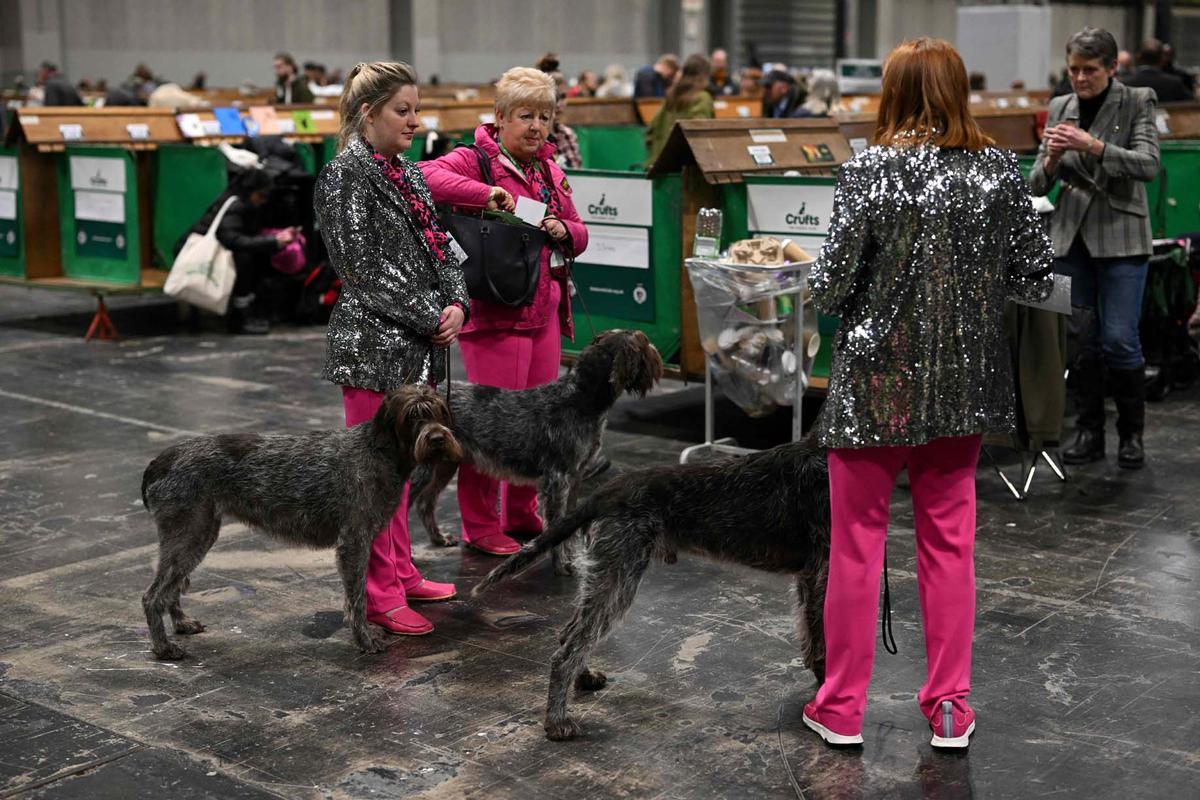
left=881, top=553, right=898, bottom=655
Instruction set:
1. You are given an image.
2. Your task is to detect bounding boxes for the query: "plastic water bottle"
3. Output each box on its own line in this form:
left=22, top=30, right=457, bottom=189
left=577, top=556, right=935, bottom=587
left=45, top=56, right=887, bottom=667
left=694, top=208, right=723, bottom=258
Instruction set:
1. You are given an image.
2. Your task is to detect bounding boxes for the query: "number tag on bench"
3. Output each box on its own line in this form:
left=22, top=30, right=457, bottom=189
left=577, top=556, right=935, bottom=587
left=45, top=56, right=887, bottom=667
left=59, top=124, right=84, bottom=141
left=126, top=123, right=150, bottom=141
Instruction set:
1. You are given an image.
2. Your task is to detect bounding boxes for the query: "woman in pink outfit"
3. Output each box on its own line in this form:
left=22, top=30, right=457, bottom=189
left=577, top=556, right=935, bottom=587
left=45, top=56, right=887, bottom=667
left=314, top=62, right=469, bottom=636
left=422, top=67, right=588, bottom=556
left=804, top=39, right=1053, bottom=749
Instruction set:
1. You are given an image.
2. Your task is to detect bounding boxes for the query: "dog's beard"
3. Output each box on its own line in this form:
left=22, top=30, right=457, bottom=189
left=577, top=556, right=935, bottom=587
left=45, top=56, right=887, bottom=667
left=414, top=423, right=462, bottom=464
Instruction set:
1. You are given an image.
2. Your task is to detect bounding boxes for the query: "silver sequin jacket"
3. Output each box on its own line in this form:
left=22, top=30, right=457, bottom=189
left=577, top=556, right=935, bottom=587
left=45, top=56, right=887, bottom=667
left=315, top=138, right=469, bottom=391
left=810, top=145, right=1053, bottom=448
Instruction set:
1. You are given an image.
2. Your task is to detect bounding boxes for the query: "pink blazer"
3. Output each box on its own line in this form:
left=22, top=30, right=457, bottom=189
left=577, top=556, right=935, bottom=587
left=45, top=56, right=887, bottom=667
left=420, top=124, right=589, bottom=338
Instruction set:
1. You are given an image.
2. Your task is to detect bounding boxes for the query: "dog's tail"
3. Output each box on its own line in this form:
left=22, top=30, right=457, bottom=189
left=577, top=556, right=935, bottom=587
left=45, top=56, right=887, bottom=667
left=471, top=499, right=601, bottom=597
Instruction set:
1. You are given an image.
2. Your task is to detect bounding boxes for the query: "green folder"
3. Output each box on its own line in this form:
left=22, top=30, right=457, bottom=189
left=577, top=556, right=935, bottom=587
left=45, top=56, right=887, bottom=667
left=291, top=110, right=316, bottom=134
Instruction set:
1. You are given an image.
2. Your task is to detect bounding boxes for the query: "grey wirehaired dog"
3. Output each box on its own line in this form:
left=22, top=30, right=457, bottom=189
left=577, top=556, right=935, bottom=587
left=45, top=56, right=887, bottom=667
left=140, top=385, right=461, bottom=660
left=411, top=329, right=664, bottom=575
left=473, top=437, right=831, bottom=741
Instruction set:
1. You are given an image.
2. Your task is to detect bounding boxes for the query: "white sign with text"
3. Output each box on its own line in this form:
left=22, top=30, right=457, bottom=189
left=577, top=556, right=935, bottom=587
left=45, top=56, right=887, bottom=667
left=70, top=156, right=126, bottom=194
left=569, top=175, right=653, bottom=227
left=747, top=182, right=836, bottom=236
left=578, top=225, right=650, bottom=270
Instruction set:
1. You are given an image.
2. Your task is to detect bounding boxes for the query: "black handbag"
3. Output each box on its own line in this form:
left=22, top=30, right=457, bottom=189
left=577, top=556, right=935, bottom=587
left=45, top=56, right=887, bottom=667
left=441, top=146, right=547, bottom=307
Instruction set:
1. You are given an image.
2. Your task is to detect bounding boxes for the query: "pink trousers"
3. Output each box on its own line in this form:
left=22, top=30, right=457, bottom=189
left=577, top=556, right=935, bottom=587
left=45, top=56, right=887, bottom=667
left=811, top=434, right=982, bottom=735
left=456, top=315, right=562, bottom=541
left=342, top=386, right=422, bottom=615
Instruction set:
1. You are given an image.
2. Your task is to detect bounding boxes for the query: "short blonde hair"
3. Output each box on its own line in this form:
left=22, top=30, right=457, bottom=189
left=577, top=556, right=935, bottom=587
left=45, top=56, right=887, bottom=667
left=494, top=67, right=556, bottom=119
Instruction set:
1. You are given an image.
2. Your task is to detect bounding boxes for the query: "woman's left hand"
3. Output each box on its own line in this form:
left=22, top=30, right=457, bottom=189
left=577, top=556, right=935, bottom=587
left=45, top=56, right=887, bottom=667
left=1046, top=124, right=1103, bottom=155
left=541, top=217, right=567, bottom=241
left=431, top=305, right=465, bottom=347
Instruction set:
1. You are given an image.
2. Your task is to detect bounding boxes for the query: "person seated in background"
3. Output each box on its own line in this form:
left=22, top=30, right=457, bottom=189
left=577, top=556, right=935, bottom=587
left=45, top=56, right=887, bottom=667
left=1121, top=38, right=1190, bottom=102
left=1162, top=43, right=1196, bottom=96
left=35, top=61, right=84, bottom=106
left=548, top=73, right=582, bottom=169
left=178, top=170, right=300, bottom=335
left=739, top=66, right=764, bottom=97
left=761, top=69, right=803, bottom=117
left=189, top=71, right=207, bottom=91
left=569, top=69, right=598, bottom=97
left=633, top=54, right=680, bottom=98
left=645, top=54, right=714, bottom=165
left=969, top=71, right=987, bottom=91
left=273, top=51, right=314, bottom=104
left=1117, top=50, right=1135, bottom=78
left=595, top=64, right=632, bottom=97
left=794, top=68, right=840, bottom=117
left=708, top=48, right=737, bottom=96
left=104, top=78, right=149, bottom=107
left=304, top=61, right=328, bottom=89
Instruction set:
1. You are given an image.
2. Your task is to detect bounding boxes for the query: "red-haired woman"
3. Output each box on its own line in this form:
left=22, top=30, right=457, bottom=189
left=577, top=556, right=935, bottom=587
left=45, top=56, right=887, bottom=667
left=805, top=38, right=1053, bottom=749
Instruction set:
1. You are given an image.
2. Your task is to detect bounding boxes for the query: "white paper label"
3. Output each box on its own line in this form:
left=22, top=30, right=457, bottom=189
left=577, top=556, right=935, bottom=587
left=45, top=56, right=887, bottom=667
left=74, top=190, right=125, bottom=223
left=1155, top=111, right=1171, bottom=135
left=569, top=175, right=653, bottom=227
left=0, top=189, right=16, bottom=220
left=126, top=123, right=150, bottom=140
left=747, top=145, right=774, bottom=165
left=70, top=156, right=126, bottom=193
left=22, top=115, right=39, bottom=125
left=737, top=105, right=752, bottom=117
left=577, top=225, right=649, bottom=270
left=750, top=128, right=787, bottom=143
left=747, top=182, right=836, bottom=236
left=0, top=156, right=17, bottom=191
left=177, top=113, right=205, bottom=137
left=201, top=119, right=222, bottom=136
left=59, top=124, right=84, bottom=141
left=848, top=137, right=868, bottom=155
left=276, top=118, right=296, bottom=134
left=446, top=232, right=467, bottom=263
left=478, top=113, right=496, bottom=125
left=421, top=115, right=440, bottom=130
left=310, top=110, right=336, bottom=120
left=514, top=195, right=548, bottom=226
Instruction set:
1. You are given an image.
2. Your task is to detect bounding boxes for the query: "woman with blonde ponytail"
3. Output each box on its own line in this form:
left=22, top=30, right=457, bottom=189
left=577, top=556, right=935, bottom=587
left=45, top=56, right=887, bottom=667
left=314, top=61, right=470, bottom=637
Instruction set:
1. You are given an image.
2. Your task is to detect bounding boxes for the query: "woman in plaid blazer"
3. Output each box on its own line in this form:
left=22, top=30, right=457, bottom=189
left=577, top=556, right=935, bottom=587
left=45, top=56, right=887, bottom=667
left=1030, top=26, right=1160, bottom=469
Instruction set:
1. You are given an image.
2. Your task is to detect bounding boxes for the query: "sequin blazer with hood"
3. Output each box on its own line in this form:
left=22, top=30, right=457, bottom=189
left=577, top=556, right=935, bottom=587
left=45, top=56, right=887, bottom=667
left=315, top=137, right=469, bottom=391
left=810, top=145, right=1054, bottom=449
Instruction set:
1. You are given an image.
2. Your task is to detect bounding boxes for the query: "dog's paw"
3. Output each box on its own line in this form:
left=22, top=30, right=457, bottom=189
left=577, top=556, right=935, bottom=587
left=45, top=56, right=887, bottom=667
left=174, top=619, right=206, bottom=635
left=153, top=642, right=188, bottom=661
left=544, top=716, right=581, bottom=741
left=430, top=533, right=459, bottom=548
left=575, top=668, right=607, bottom=691
left=355, top=631, right=388, bottom=654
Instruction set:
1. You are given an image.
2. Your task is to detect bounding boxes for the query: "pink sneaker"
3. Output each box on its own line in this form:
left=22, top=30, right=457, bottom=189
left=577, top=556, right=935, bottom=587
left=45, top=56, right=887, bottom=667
left=930, top=699, right=976, bottom=749
left=406, top=579, right=457, bottom=602
left=802, top=701, right=864, bottom=746
left=366, top=606, right=433, bottom=636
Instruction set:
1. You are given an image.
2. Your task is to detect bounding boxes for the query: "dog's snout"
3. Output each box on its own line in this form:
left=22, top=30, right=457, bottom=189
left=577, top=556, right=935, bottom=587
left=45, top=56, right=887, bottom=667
left=414, top=423, right=462, bottom=464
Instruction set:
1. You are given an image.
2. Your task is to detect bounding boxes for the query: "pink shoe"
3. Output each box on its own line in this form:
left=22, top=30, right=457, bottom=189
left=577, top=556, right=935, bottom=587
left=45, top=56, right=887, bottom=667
left=802, top=701, right=864, bottom=746
left=930, top=699, right=976, bottom=749
left=366, top=606, right=433, bottom=636
left=406, top=579, right=457, bottom=602
left=465, top=532, right=521, bottom=556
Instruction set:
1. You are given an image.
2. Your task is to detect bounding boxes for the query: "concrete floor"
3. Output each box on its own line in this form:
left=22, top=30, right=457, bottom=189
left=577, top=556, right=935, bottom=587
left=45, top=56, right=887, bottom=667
left=0, top=288, right=1197, bottom=799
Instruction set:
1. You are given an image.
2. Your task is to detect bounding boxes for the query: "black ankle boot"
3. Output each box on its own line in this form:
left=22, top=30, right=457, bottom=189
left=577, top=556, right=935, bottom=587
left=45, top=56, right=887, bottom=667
left=228, top=294, right=270, bottom=335
left=1063, top=428, right=1105, bottom=464
left=1111, top=366, right=1146, bottom=469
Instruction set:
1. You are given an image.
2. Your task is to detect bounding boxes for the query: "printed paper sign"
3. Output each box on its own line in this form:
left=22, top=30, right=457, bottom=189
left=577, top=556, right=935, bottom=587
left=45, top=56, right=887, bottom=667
left=200, top=119, right=222, bottom=136
left=74, top=190, right=125, bottom=223
left=0, top=189, right=16, bottom=221
left=848, top=137, right=868, bottom=155
left=70, top=156, right=126, bottom=194
left=0, top=156, right=17, bottom=191
left=126, top=123, right=150, bottom=140
left=750, top=129, right=787, bottom=143
left=747, top=145, right=774, bottom=165
left=478, top=113, right=496, bottom=125
left=421, top=116, right=440, bottom=130
left=568, top=174, right=653, bottom=227
left=59, top=124, right=84, bottom=141
left=514, top=196, right=547, bottom=227
left=276, top=117, right=296, bottom=134
left=576, top=225, right=649, bottom=270
left=176, top=113, right=205, bottom=138
left=737, top=105, right=752, bottom=117
left=747, top=182, right=836, bottom=236
left=310, top=110, right=336, bottom=121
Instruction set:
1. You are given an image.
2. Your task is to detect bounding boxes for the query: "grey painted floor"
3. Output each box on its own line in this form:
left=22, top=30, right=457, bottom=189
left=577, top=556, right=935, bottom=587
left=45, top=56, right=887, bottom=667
left=0, top=287, right=1197, bottom=799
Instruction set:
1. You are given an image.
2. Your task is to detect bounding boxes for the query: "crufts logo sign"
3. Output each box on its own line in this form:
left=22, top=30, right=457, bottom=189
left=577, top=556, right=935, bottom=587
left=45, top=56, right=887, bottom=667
left=786, top=202, right=821, bottom=229
left=587, top=193, right=618, bottom=218
left=89, top=169, right=109, bottom=188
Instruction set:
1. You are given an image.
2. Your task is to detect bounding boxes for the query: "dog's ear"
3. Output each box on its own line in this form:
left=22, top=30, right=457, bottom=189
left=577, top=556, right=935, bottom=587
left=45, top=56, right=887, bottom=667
left=608, top=330, right=663, bottom=397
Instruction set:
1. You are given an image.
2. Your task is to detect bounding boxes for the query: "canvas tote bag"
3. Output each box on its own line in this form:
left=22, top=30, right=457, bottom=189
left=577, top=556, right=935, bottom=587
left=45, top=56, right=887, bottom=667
left=164, top=195, right=239, bottom=314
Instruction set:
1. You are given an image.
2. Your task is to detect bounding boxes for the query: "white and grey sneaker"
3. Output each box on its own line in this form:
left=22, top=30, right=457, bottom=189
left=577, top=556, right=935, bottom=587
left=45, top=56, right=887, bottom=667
left=930, top=699, right=976, bottom=749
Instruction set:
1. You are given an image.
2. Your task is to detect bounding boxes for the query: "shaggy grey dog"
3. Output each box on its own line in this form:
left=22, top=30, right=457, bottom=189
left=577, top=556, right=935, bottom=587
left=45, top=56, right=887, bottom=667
left=473, top=438, right=831, bottom=741
left=411, top=329, right=664, bottom=575
left=140, top=385, right=461, bottom=660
